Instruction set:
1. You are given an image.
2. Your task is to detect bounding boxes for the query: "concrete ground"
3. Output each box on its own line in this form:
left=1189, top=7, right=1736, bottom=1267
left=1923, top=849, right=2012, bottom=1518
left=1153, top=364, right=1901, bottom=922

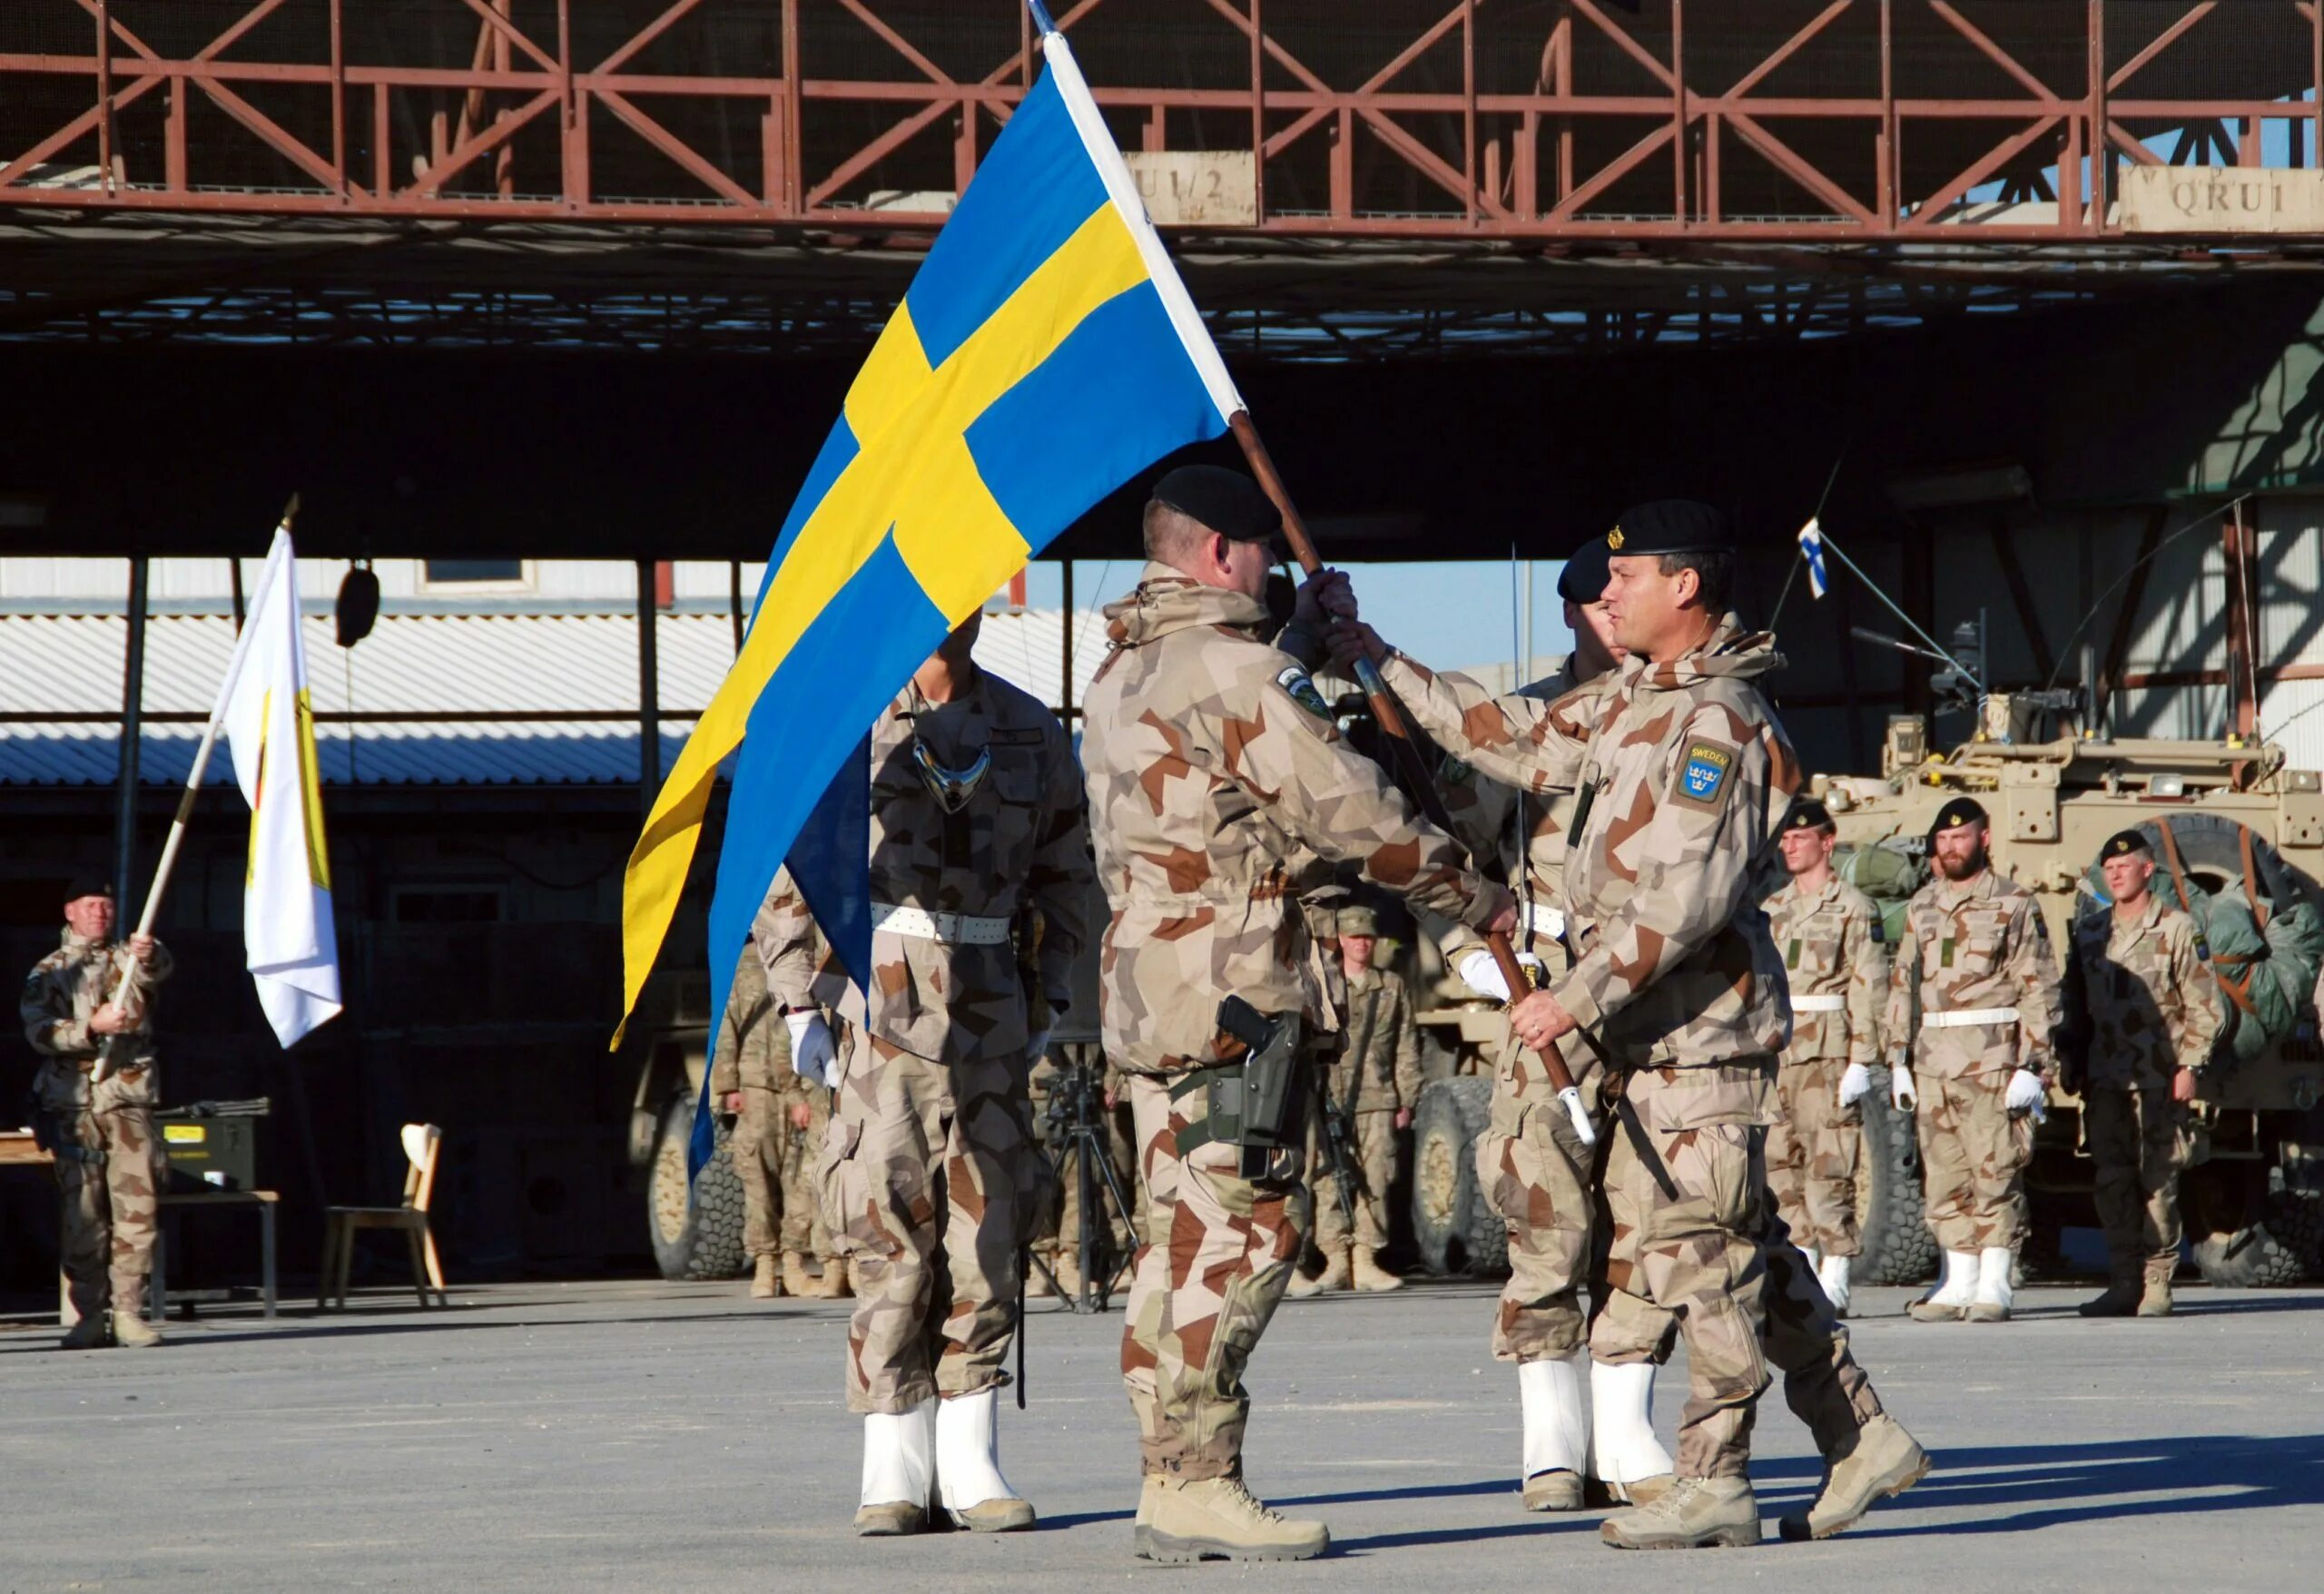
left=4, top=1277, right=2319, bottom=1591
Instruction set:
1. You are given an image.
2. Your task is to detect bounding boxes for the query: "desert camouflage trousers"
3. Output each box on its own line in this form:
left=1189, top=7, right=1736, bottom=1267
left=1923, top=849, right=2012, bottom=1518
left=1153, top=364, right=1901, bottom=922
left=733, top=1084, right=832, bottom=1260
left=2084, top=1086, right=2191, bottom=1279
left=1768, top=1057, right=1863, bottom=1258
left=1121, top=1072, right=1310, bottom=1481
left=1477, top=1048, right=1598, bottom=1363
left=34, top=1058, right=162, bottom=1322
left=1310, top=1107, right=1399, bottom=1256
left=1915, top=1069, right=2032, bottom=1254
left=819, top=1036, right=1045, bottom=1414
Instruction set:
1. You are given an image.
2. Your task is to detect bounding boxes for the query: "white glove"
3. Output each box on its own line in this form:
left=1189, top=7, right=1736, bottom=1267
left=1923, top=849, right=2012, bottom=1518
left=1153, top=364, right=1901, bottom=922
left=2005, top=1068, right=2047, bottom=1119
left=784, top=1011, right=840, bottom=1087
left=1457, top=949, right=1544, bottom=1004
left=1890, top=1061, right=1918, bottom=1111
left=1837, top=1061, right=1873, bottom=1108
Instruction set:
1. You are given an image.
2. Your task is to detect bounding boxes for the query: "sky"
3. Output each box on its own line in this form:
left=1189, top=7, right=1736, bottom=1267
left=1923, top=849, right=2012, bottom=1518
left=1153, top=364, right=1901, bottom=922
left=1019, top=557, right=1577, bottom=676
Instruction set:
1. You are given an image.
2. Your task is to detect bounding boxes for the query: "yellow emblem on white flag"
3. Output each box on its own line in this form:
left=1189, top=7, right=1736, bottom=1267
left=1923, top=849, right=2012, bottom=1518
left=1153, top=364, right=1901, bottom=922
left=223, top=529, right=343, bottom=1046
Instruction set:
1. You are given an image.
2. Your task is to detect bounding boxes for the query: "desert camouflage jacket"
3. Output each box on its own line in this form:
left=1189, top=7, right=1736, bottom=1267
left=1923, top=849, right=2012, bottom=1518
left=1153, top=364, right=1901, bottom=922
left=1767, top=873, right=1888, bottom=1066
left=1328, top=964, right=1423, bottom=1114
left=1886, top=869, right=2062, bottom=1082
left=21, top=928, right=173, bottom=1067
left=709, top=938, right=809, bottom=1097
left=1382, top=651, right=1612, bottom=960
left=1080, top=565, right=1502, bottom=1077
left=758, top=665, right=1092, bottom=1068
left=2063, top=895, right=2221, bottom=1091
left=1530, top=618, right=1800, bottom=1111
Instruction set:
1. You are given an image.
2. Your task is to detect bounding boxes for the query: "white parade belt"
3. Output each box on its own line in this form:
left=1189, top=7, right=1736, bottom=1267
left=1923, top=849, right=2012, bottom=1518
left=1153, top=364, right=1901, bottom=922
left=870, top=902, right=1011, bottom=946
left=1789, top=994, right=1846, bottom=1013
left=1920, top=1006, right=2021, bottom=1030
left=1520, top=902, right=1567, bottom=940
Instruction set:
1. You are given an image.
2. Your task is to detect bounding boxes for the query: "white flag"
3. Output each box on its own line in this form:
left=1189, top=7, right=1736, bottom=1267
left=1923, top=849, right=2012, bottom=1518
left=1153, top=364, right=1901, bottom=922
left=222, top=529, right=343, bottom=1046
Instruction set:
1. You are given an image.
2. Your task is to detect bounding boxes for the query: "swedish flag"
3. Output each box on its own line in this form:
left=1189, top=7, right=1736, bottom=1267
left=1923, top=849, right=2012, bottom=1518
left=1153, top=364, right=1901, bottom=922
left=614, top=14, right=1246, bottom=1094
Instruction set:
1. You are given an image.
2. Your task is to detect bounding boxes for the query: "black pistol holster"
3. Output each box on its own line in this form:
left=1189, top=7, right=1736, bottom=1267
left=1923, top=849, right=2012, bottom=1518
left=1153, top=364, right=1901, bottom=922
left=1172, top=997, right=1307, bottom=1178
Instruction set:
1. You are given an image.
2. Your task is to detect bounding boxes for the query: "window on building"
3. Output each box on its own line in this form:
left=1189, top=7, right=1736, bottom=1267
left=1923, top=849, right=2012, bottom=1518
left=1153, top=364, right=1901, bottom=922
left=389, top=886, right=507, bottom=924
left=421, top=559, right=527, bottom=586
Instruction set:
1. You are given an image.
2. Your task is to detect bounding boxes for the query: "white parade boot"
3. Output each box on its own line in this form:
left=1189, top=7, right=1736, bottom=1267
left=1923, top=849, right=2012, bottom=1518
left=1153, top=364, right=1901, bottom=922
left=855, top=1402, right=935, bottom=1535
left=1586, top=1360, right=1675, bottom=1507
left=1518, top=1355, right=1589, bottom=1510
left=935, top=1388, right=1036, bottom=1531
left=1803, top=1244, right=1824, bottom=1274
left=1969, top=1246, right=2015, bottom=1323
left=1908, top=1249, right=1979, bottom=1322
left=1817, top=1252, right=1853, bottom=1317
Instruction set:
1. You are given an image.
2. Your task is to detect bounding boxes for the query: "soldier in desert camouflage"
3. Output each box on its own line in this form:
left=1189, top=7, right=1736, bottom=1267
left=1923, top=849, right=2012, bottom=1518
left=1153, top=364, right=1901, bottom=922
left=2061, top=830, right=2221, bottom=1318
left=1886, top=796, right=2062, bottom=1326
left=763, top=610, right=1091, bottom=1538
left=21, top=876, right=172, bottom=1350
left=1080, top=464, right=1513, bottom=1563
left=1765, top=800, right=1889, bottom=1316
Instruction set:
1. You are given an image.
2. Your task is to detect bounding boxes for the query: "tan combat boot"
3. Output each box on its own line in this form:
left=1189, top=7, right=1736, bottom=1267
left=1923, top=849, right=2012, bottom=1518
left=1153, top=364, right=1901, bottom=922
left=2078, top=1271, right=2141, bottom=1318
left=1288, top=1248, right=1349, bottom=1299
left=58, top=1313, right=108, bottom=1351
left=1600, top=1476, right=1760, bottom=1550
left=1132, top=1474, right=1165, bottom=1559
left=2137, top=1267, right=2175, bottom=1318
left=1145, top=1474, right=1329, bottom=1562
left=1778, top=1414, right=1932, bottom=1540
left=1053, top=1249, right=1085, bottom=1299
left=751, top=1255, right=781, bottom=1300
left=111, top=1309, right=162, bottom=1349
left=782, top=1251, right=814, bottom=1297
left=1352, top=1248, right=1403, bottom=1293
left=1025, top=1256, right=1057, bottom=1299
left=814, top=1256, right=852, bottom=1299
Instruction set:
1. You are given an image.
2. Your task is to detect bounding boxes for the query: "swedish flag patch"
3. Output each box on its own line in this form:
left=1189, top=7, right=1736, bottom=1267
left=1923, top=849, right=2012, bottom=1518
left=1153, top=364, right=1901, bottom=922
left=1675, top=740, right=1735, bottom=809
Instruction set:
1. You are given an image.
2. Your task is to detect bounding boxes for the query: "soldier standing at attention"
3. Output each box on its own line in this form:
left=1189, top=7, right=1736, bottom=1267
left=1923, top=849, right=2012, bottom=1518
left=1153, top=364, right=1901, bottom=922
left=766, top=610, right=1093, bottom=1538
left=2062, top=831, right=2221, bottom=1318
left=707, top=932, right=846, bottom=1301
left=1887, top=797, right=2062, bottom=1325
left=1291, top=902, right=1423, bottom=1296
left=1081, top=464, right=1513, bottom=1563
left=22, top=876, right=172, bottom=1350
left=1765, top=800, right=1889, bottom=1315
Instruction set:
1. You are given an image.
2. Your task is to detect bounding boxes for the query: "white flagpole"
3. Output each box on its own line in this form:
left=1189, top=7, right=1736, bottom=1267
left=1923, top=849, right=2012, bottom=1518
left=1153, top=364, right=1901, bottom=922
left=94, top=503, right=296, bottom=1082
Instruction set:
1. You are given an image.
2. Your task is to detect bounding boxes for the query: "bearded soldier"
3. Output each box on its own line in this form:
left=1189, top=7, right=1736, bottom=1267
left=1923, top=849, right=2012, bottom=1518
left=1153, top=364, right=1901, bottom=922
left=2062, top=830, right=2221, bottom=1318
left=21, top=876, right=172, bottom=1350
left=1887, top=796, right=2062, bottom=1325
left=1081, top=464, right=1513, bottom=1563
left=766, top=610, right=1091, bottom=1537
left=1765, top=801, right=1888, bottom=1315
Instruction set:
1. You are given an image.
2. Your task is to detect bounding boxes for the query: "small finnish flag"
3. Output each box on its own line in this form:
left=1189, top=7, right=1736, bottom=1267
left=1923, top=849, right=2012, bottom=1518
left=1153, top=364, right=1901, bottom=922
left=1797, top=517, right=1829, bottom=600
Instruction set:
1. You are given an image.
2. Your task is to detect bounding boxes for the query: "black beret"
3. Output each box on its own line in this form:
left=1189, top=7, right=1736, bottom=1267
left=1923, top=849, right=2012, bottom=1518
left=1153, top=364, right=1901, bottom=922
left=1929, top=796, right=1988, bottom=836
left=1784, top=800, right=1836, bottom=833
left=1557, top=536, right=1612, bottom=605
left=1606, top=499, right=1731, bottom=557
left=2100, top=829, right=2152, bottom=863
left=62, top=874, right=114, bottom=905
left=1152, top=465, right=1282, bottom=545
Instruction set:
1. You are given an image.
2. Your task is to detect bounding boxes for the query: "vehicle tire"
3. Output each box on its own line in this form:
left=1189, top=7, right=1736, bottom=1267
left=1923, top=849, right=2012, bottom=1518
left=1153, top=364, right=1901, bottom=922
left=2191, top=1217, right=2309, bottom=1287
left=1410, top=1076, right=1506, bottom=1277
left=647, top=1094, right=749, bottom=1281
left=2267, top=1186, right=2324, bottom=1279
left=1853, top=1069, right=1938, bottom=1286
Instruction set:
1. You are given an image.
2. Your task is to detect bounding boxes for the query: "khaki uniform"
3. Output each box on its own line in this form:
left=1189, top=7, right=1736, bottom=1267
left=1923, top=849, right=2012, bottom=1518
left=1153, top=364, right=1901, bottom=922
left=1310, top=964, right=1423, bottom=1256
left=1764, top=876, right=1887, bottom=1258
left=1082, top=566, right=1500, bottom=1482
left=21, top=930, right=173, bottom=1323
left=1521, top=618, right=1883, bottom=1481
left=1886, top=871, right=2062, bottom=1253
left=707, top=940, right=832, bottom=1264
left=1383, top=650, right=1610, bottom=1362
left=2064, top=898, right=2221, bottom=1283
left=770, top=667, right=1092, bottom=1416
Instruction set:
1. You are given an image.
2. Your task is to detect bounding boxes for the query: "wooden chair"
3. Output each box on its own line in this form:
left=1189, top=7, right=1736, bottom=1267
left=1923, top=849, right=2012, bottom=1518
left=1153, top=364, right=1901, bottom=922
left=319, top=1123, right=448, bottom=1310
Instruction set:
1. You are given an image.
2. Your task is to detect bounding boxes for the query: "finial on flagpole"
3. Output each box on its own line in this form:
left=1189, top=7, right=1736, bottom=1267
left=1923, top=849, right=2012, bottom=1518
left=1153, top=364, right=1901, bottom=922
left=281, top=492, right=300, bottom=531
left=1026, top=0, right=1058, bottom=34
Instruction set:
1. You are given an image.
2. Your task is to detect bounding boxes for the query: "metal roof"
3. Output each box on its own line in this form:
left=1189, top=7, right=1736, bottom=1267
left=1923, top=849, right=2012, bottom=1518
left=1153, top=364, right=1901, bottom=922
left=0, top=606, right=1106, bottom=787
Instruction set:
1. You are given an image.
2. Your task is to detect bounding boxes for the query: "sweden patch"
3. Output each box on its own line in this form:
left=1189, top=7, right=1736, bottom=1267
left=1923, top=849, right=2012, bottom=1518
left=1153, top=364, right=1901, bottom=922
left=1675, top=740, right=1736, bottom=808
left=1275, top=664, right=1331, bottom=720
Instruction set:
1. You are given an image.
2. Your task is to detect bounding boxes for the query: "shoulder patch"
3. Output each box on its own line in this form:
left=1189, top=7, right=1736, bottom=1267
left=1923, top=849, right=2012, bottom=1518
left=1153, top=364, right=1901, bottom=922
left=1868, top=915, right=1886, bottom=945
left=1274, top=664, right=1332, bottom=720
left=1672, top=738, right=1738, bottom=810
